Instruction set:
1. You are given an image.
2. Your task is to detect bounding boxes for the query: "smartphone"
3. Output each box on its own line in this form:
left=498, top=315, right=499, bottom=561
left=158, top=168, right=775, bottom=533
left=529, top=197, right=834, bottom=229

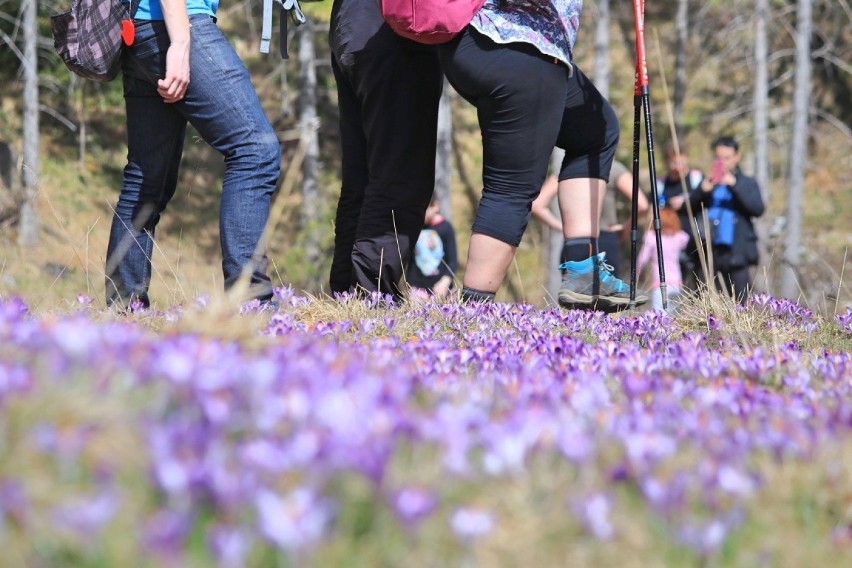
left=711, top=158, right=725, bottom=182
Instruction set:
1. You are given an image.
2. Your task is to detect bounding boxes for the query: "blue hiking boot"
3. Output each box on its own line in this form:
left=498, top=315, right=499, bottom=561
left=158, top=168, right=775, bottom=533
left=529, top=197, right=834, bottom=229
left=558, top=253, right=648, bottom=311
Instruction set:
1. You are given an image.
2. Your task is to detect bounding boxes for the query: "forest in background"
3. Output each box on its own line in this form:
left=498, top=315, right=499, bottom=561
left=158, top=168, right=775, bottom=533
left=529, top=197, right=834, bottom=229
left=0, top=0, right=850, bottom=311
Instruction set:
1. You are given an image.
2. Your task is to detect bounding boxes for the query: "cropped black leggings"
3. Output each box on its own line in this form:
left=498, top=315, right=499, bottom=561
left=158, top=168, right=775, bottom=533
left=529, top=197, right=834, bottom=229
left=438, top=28, right=569, bottom=246
left=439, top=28, right=619, bottom=246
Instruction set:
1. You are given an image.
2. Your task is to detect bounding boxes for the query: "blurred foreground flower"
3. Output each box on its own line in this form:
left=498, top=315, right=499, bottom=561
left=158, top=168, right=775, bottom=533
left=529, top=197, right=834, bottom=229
left=391, top=487, right=438, bottom=528
left=256, top=488, right=334, bottom=552
left=450, top=508, right=494, bottom=541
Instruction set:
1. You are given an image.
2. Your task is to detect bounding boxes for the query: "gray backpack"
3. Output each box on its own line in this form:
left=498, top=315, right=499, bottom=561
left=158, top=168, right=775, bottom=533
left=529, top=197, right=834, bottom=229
left=51, top=0, right=140, bottom=82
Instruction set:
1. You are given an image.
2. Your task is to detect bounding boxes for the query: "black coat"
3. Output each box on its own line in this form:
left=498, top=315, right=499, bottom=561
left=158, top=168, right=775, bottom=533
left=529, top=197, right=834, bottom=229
left=689, top=170, right=765, bottom=268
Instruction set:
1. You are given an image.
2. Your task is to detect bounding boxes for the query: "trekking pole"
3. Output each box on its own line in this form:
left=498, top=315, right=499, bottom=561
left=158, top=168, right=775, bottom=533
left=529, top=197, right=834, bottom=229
left=629, top=0, right=667, bottom=310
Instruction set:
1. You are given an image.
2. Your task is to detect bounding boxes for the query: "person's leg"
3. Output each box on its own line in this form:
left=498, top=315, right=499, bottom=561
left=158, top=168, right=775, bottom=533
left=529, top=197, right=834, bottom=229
left=328, top=57, right=369, bottom=295
left=175, top=15, right=281, bottom=302
left=439, top=30, right=569, bottom=296
left=558, top=177, right=605, bottom=249
left=727, top=266, right=751, bottom=302
left=106, top=21, right=186, bottom=309
left=339, top=30, right=442, bottom=300
left=553, top=67, right=647, bottom=309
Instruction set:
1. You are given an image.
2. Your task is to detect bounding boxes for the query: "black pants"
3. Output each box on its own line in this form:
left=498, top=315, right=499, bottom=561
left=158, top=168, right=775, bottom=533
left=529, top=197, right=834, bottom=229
left=328, top=0, right=443, bottom=298
left=555, top=67, right=620, bottom=182
left=438, top=28, right=570, bottom=246
left=714, top=265, right=752, bottom=302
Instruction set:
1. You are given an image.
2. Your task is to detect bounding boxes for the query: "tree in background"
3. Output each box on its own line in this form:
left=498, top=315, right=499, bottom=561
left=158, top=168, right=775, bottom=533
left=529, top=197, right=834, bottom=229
left=593, top=0, right=610, bottom=98
left=19, top=0, right=38, bottom=246
left=752, top=0, right=770, bottom=199
left=298, top=19, right=321, bottom=266
left=780, top=0, right=813, bottom=299
left=673, top=0, right=688, bottom=139
left=435, top=80, right=453, bottom=224
left=750, top=0, right=772, bottom=294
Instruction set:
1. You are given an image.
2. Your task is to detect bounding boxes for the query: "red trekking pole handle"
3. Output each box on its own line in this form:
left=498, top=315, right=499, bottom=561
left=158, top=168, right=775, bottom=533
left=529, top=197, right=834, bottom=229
left=633, top=0, right=648, bottom=94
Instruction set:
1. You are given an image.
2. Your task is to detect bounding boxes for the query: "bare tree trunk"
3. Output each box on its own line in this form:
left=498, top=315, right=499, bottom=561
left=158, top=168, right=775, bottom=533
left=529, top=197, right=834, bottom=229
left=673, top=0, right=688, bottom=139
left=546, top=149, right=565, bottom=302
left=593, top=0, right=610, bottom=98
left=435, top=80, right=453, bottom=222
left=779, top=0, right=812, bottom=300
left=751, top=0, right=771, bottom=295
left=298, top=20, right=321, bottom=264
left=752, top=0, right=769, bottom=199
left=19, top=0, right=39, bottom=246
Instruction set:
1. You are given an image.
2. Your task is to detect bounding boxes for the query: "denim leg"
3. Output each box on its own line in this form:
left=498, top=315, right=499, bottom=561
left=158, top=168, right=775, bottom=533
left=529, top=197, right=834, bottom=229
left=180, top=16, right=280, bottom=300
left=108, top=16, right=279, bottom=306
left=107, top=22, right=186, bottom=308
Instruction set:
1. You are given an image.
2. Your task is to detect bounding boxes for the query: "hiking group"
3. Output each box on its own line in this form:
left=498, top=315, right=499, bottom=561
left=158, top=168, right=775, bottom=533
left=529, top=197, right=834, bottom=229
left=103, top=0, right=763, bottom=311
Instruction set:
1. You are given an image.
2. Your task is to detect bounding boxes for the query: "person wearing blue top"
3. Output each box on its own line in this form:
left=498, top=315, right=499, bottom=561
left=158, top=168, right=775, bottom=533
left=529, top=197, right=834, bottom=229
left=106, top=0, right=281, bottom=309
left=692, top=136, right=765, bottom=302
left=437, top=0, right=646, bottom=310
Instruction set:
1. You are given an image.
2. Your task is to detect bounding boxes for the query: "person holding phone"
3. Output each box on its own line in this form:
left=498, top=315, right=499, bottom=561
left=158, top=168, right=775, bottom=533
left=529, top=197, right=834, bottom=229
left=693, top=136, right=765, bottom=302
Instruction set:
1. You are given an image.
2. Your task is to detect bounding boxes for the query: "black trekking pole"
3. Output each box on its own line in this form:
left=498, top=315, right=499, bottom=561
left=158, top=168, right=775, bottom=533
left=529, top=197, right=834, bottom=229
left=629, top=0, right=667, bottom=310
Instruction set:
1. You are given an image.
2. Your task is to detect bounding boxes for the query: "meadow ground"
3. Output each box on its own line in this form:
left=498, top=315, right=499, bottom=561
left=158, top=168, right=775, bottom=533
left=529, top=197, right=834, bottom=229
left=0, top=278, right=851, bottom=567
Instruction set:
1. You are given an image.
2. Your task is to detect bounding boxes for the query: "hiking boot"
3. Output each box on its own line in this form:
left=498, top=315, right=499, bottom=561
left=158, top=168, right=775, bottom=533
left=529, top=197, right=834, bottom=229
left=558, top=253, right=648, bottom=311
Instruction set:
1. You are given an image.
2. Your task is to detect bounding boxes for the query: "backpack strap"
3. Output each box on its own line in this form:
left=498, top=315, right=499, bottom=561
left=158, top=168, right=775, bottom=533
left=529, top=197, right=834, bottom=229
left=261, top=0, right=274, bottom=54
left=261, top=0, right=307, bottom=59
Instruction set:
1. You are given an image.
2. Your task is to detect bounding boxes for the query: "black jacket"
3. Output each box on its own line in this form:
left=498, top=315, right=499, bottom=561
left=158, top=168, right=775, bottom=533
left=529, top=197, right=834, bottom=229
left=689, top=169, right=765, bottom=268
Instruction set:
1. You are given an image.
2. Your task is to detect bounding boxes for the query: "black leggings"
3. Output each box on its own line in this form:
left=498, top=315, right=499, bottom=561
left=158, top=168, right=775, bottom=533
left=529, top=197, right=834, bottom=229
left=556, top=67, right=620, bottom=182
left=438, top=29, right=570, bottom=246
left=439, top=28, right=619, bottom=246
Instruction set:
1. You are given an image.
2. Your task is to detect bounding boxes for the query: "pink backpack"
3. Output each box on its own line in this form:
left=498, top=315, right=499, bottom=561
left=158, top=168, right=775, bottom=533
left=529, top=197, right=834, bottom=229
left=381, top=0, right=487, bottom=44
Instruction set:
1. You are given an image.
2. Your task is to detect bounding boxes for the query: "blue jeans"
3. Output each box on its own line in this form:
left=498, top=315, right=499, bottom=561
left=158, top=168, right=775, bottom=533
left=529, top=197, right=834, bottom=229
left=107, top=15, right=280, bottom=308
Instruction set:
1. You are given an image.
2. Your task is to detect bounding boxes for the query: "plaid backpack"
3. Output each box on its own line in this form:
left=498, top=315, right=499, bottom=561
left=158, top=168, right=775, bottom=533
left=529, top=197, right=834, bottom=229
left=51, top=0, right=140, bottom=82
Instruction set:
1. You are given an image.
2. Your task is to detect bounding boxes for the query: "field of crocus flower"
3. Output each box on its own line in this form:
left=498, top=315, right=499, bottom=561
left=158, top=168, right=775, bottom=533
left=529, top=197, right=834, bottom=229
left=1, top=290, right=851, bottom=567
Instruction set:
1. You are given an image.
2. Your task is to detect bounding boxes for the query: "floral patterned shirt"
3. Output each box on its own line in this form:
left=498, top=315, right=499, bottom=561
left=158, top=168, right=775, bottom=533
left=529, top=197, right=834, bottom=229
left=471, top=0, right=582, bottom=67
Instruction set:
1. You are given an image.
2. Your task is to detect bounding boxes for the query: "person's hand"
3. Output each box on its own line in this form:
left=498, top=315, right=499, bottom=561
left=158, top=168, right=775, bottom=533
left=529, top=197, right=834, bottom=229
left=668, top=195, right=686, bottom=209
left=432, top=276, right=452, bottom=298
left=720, top=172, right=736, bottom=187
left=158, top=40, right=190, bottom=103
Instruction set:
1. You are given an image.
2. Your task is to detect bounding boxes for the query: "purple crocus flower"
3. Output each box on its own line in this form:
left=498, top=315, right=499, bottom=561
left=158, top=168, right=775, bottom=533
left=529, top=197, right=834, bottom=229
left=0, top=478, right=28, bottom=527
left=255, top=488, right=333, bottom=552
left=51, top=486, right=120, bottom=537
left=572, top=493, right=614, bottom=540
left=391, top=487, right=438, bottom=528
left=450, top=508, right=494, bottom=541
left=143, top=508, right=194, bottom=557
left=208, top=523, right=250, bottom=568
